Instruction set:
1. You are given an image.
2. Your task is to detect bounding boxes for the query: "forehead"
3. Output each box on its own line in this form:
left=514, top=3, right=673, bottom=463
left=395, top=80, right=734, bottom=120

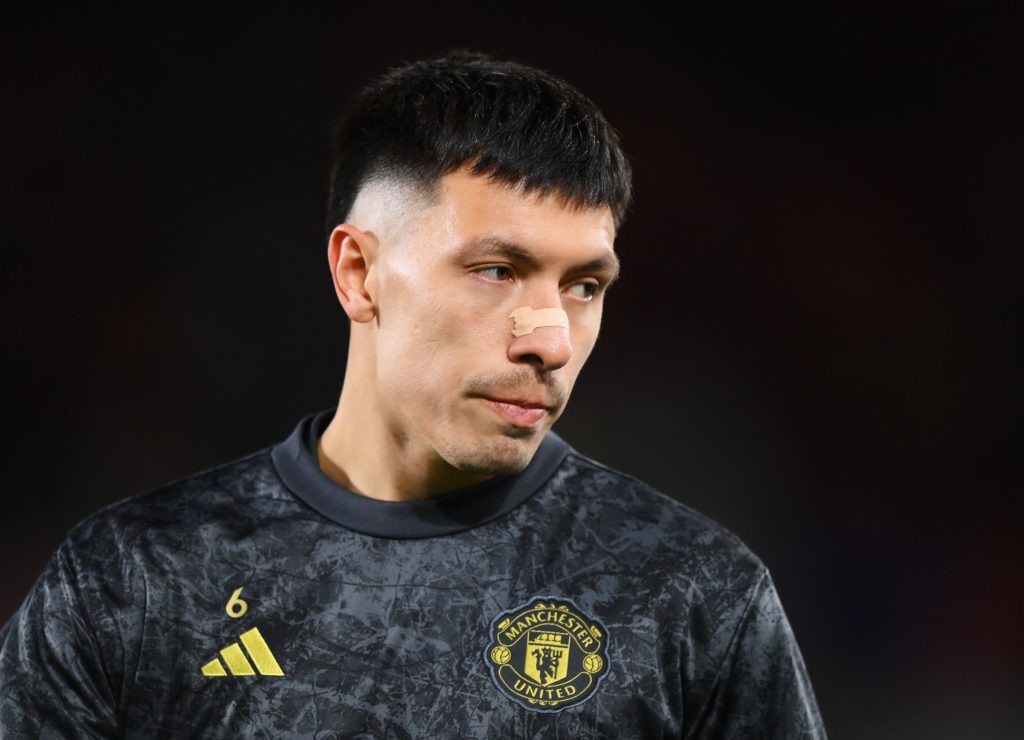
left=418, top=169, right=617, bottom=260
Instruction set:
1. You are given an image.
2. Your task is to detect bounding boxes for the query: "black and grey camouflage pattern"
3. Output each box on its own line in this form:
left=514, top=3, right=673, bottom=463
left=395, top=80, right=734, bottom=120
left=1, top=421, right=825, bottom=738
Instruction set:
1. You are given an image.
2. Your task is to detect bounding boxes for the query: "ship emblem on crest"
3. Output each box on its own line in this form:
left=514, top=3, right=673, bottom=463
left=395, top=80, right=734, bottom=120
left=485, top=597, right=610, bottom=712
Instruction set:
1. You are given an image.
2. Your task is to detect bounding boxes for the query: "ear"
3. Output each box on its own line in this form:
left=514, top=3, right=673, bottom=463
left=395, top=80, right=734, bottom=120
left=327, top=224, right=378, bottom=323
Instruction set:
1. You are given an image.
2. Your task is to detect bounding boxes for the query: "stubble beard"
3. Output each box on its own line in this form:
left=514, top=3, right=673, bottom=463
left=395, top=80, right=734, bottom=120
left=437, top=368, right=569, bottom=476
left=437, top=431, right=540, bottom=476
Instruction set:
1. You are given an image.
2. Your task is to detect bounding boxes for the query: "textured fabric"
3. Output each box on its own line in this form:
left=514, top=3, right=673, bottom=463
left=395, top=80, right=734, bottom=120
left=0, top=412, right=826, bottom=738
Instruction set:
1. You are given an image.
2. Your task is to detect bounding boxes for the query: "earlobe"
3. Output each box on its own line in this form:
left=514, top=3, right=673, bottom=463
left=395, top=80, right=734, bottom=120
left=327, top=224, right=378, bottom=323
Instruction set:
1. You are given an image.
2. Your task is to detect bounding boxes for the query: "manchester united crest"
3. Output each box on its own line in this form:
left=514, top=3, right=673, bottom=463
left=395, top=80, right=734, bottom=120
left=485, top=597, right=610, bottom=712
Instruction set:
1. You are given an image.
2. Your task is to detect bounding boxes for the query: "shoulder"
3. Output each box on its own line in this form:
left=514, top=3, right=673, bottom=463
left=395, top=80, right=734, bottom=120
left=58, top=447, right=295, bottom=564
left=561, top=449, right=762, bottom=562
left=542, top=448, right=769, bottom=599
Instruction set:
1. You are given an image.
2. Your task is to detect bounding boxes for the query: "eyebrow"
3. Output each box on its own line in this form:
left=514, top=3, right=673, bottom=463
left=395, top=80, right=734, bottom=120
left=460, top=235, right=621, bottom=284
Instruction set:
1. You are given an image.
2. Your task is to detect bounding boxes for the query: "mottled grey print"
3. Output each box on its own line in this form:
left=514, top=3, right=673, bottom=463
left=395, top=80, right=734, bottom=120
left=0, top=413, right=825, bottom=738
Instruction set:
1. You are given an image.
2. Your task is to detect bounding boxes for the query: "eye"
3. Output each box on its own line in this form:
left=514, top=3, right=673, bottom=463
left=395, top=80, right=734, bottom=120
left=474, top=265, right=515, bottom=282
left=566, top=281, right=600, bottom=300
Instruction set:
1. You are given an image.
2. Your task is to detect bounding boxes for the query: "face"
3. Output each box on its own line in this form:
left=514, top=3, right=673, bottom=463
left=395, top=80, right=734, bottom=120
left=361, top=168, right=618, bottom=478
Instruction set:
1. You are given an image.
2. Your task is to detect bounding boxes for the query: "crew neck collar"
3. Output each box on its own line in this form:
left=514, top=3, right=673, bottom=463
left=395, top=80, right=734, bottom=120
left=270, top=410, right=569, bottom=539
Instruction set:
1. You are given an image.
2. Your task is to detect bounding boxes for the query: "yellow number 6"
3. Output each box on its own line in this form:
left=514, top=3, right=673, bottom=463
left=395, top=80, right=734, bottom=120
left=226, top=587, right=248, bottom=618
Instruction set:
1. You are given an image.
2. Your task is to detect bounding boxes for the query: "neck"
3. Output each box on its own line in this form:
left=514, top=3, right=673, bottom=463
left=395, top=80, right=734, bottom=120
left=317, top=353, right=491, bottom=502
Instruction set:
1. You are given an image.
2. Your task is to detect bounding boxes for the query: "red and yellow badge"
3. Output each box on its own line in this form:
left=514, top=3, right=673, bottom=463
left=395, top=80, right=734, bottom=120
left=485, top=597, right=610, bottom=712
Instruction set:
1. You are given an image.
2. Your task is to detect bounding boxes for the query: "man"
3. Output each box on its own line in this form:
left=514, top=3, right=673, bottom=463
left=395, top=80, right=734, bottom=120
left=0, top=52, right=825, bottom=737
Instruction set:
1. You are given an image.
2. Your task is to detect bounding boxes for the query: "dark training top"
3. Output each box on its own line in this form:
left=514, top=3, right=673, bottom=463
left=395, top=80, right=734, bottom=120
left=0, top=411, right=826, bottom=738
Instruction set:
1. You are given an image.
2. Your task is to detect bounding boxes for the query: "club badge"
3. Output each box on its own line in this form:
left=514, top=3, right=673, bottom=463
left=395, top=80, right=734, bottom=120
left=485, top=597, right=610, bottom=712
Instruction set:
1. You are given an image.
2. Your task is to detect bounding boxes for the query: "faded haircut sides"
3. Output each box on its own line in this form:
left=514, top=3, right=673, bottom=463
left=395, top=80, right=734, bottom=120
left=325, top=50, right=633, bottom=236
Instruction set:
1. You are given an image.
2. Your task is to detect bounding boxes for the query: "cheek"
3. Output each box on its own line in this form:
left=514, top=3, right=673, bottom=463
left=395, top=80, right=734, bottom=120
left=571, top=309, right=603, bottom=360
left=376, top=289, right=497, bottom=395
left=419, top=279, right=507, bottom=347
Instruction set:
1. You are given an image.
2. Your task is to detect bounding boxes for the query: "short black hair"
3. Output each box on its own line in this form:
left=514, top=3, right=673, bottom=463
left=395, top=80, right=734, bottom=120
left=326, top=50, right=632, bottom=235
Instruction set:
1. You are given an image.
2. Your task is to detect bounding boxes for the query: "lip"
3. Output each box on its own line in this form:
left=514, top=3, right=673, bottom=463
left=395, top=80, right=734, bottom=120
left=480, top=396, right=552, bottom=428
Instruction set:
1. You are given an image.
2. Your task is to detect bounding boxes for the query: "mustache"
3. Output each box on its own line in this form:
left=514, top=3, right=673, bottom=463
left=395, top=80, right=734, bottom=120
left=463, top=370, right=567, bottom=408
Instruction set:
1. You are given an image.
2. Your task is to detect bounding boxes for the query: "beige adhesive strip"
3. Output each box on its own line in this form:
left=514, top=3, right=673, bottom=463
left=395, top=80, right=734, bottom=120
left=509, top=307, right=570, bottom=337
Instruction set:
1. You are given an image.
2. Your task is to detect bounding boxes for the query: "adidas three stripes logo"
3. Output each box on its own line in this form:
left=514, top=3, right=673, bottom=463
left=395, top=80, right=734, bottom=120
left=201, top=627, right=284, bottom=677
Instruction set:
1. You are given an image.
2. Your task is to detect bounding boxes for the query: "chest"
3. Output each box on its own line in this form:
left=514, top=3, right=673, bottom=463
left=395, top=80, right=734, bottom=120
left=120, top=542, right=682, bottom=736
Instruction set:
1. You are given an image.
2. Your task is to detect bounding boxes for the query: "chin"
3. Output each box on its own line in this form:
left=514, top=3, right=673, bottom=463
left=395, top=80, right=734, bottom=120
left=441, top=433, right=539, bottom=476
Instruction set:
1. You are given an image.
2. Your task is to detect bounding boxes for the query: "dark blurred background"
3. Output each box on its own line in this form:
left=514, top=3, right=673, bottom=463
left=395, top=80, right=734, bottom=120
left=2, top=3, right=1020, bottom=737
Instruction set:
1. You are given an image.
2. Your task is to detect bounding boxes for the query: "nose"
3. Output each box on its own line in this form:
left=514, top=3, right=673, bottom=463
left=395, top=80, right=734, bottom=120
left=508, top=323, right=573, bottom=372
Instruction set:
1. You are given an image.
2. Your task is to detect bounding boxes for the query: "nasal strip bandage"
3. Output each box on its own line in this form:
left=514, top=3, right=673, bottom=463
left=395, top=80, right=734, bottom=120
left=509, top=307, right=570, bottom=337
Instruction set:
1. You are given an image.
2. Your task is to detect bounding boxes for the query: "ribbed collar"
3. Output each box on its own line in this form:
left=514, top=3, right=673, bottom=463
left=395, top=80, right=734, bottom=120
left=271, top=410, right=569, bottom=539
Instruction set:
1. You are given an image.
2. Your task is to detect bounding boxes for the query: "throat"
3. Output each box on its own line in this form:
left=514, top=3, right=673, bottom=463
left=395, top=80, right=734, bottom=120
left=315, top=414, right=493, bottom=502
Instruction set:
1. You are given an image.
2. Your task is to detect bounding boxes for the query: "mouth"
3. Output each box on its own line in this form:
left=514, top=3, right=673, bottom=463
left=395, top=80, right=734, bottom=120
left=478, top=396, right=555, bottom=429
